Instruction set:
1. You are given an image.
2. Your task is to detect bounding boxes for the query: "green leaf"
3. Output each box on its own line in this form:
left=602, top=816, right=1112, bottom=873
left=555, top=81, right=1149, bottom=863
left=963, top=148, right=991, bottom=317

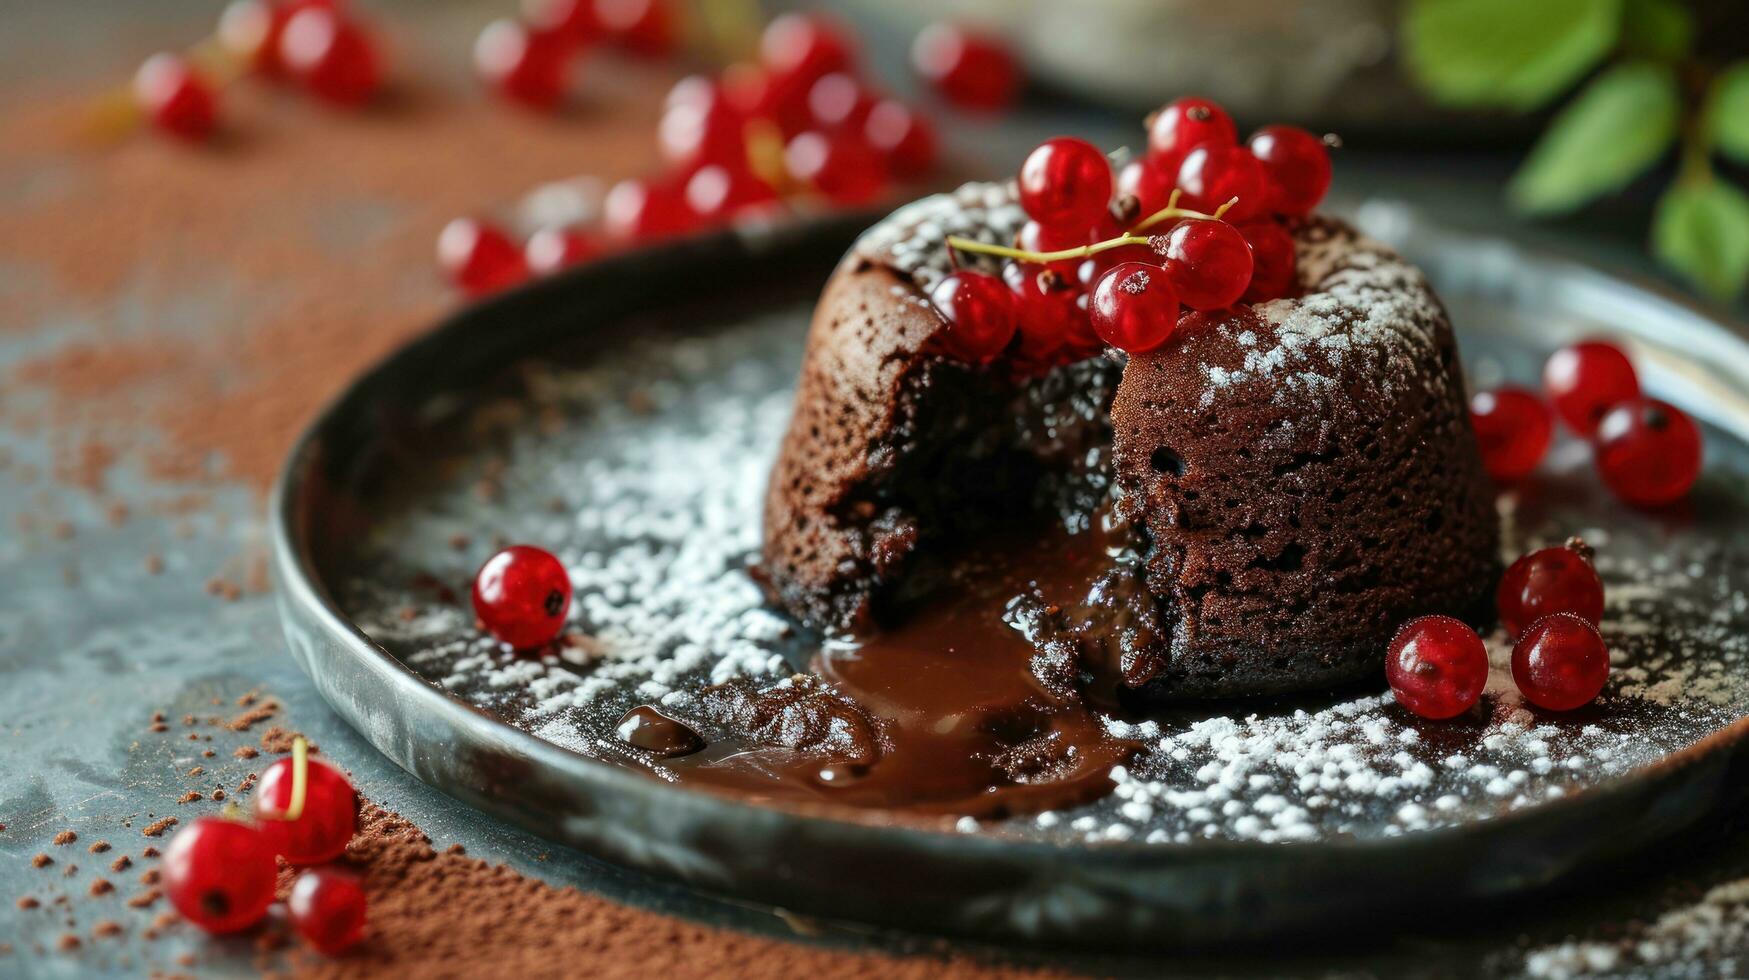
left=1621, top=0, right=1693, bottom=60
left=1402, top=0, right=1622, bottom=110
left=1507, top=63, right=1680, bottom=215
left=1707, top=62, right=1749, bottom=164
left=1653, top=180, right=1749, bottom=300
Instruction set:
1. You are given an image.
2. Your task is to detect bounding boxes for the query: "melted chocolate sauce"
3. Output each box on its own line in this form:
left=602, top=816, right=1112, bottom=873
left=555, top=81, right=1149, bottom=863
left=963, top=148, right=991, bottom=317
left=615, top=521, right=1143, bottom=820
left=615, top=706, right=705, bottom=758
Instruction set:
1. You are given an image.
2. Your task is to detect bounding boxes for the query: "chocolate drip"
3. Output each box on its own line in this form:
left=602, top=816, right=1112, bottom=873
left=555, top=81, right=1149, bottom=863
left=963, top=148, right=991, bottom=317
left=615, top=706, right=705, bottom=758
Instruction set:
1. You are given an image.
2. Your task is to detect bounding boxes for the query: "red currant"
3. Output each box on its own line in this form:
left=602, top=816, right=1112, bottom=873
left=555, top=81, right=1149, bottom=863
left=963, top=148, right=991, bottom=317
left=784, top=131, right=888, bottom=206
left=1017, top=219, right=1093, bottom=274
left=602, top=175, right=691, bottom=242
left=1146, top=97, right=1236, bottom=173
left=684, top=164, right=779, bottom=224
left=473, top=545, right=572, bottom=648
left=1090, top=262, right=1180, bottom=354
left=1003, top=262, right=1095, bottom=369
left=928, top=271, right=1017, bottom=363
left=524, top=226, right=599, bottom=276
left=761, top=13, right=856, bottom=87
left=863, top=99, right=936, bottom=177
left=1385, top=615, right=1489, bottom=720
left=594, top=0, right=674, bottom=56
left=524, top=0, right=602, bottom=47
left=218, top=0, right=303, bottom=79
left=1247, top=125, right=1332, bottom=216
left=437, top=218, right=528, bottom=296
left=288, top=869, right=367, bottom=955
left=163, top=817, right=277, bottom=934
left=1115, top=159, right=1175, bottom=223
left=1176, top=144, right=1269, bottom=222
left=1469, top=387, right=1553, bottom=482
left=1497, top=539, right=1604, bottom=640
left=1511, top=613, right=1609, bottom=711
left=657, top=97, right=745, bottom=169
left=1595, top=398, right=1703, bottom=508
left=474, top=19, right=574, bottom=111
left=1017, top=137, right=1112, bottom=228
left=1156, top=218, right=1254, bottom=310
left=1543, top=339, right=1640, bottom=437
left=910, top=23, right=1019, bottom=113
left=133, top=54, right=218, bottom=143
left=254, top=754, right=358, bottom=865
left=1077, top=245, right=1160, bottom=290
left=1235, top=220, right=1297, bottom=301
left=280, top=6, right=381, bottom=107
left=806, top=72, right=876, bottom=131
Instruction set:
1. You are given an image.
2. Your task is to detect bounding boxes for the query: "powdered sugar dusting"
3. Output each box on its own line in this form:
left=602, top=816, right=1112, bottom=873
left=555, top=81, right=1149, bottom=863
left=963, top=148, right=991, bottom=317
left=853, top=181, right=1026, bottom=292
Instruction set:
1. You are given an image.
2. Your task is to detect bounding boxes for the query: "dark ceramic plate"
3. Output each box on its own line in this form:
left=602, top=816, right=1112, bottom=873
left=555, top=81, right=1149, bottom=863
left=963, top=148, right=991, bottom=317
left=271, top=203, right=1749, bottom=950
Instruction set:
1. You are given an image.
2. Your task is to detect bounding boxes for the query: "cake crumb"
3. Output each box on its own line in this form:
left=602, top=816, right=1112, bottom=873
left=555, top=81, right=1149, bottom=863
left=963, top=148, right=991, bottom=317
left=88, top=878, right=114, bottom=897
left=31, top=853, right=52, bottom=869
left=52, top=830, right=76, bottom=846
left=141, top=817, right=177, bottom=838
left=86, top=840, right=109, bottom=854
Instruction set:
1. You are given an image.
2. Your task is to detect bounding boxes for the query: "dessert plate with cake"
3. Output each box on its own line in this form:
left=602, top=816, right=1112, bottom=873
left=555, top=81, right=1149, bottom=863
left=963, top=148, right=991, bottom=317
left=272, top=98, right=1749, bottom=947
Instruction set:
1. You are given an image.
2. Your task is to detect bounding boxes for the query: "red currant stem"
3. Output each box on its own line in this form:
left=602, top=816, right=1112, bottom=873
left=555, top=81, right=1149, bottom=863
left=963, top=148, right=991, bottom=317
left=283, top=736, right=310, bottom=823
left=1131, top=194, right=1241, bottom=233
left=82, top=34, right=244, bottom=144
left=944, top=196, right=1238, bottom=266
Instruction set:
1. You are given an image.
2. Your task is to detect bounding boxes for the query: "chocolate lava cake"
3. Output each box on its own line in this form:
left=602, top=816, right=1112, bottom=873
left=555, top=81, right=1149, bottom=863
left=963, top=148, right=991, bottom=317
left=760, top=181, right=1499, bottom=701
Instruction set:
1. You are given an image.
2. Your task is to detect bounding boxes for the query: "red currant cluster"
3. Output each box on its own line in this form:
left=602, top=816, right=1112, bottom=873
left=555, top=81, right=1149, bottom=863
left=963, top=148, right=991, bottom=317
left=163, top=737, right=366, bottom=955
left=475, top=0, right=676, bottom=111
left=931, top=97, right=1331, bottom=367
left=1469, top=338, right=1703, bottom=508
left=1387, top=539, right=1610, bottom=720
left=473, top=544, right=575, bottom=649
left=124, top=0, right=382, bottom=143
left=440, top=13, right=942, bottom=297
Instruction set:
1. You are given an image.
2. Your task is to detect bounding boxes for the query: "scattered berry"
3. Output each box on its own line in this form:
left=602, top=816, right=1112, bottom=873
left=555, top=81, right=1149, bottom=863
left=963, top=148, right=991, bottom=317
left=254, top=755, right=358, bottom=865
left=910, top=23, right=1019, bottom=112
left=1594, top=398, right=1703, bottom=508
left=929, top=271, right=1017, bottom=362
left=280, top=6, right=382, bottom=107
left=288, top=869, right=367, bottom=955
left=475, top=19, right=574, bottom=111
left=684, top=164, right=779, bottom=223
left=1247, top=125, right=1331, bottom=216
left=784, top=131, right=887, bottom=206
left=1156, top=218, right=1254, bottom=310
left=524, top=0, right=602, bottom=47
left=1511, top=613, right=1609, bottom=711
left=1469, top=387, right=1553, bottom=482
left=1497, top=539, right=1604, bottom=640
left=473, top=545, right=572, bottom=649
left=602, top=176, right=691, bottom=241
left=1146, top=97, right=1236, bottom=173
left=593, top=0, right=675, bottom=56
left=162, top=818, right=277, bottom=934
left=437, top=218, right=528, bottom=296
left=524, top=226, right=599, bottom=276
left=133, top=54, right=218, bottom=143
left=1089, top=262, right=1180, bottom=353
left=1175, top=143, right=1269, bottom=221
left=1017, top=137, right=1113, bottom=228
left=761, top=13, right=856, bottom=87
left=1543, top=340, right=1640, bottom=437
left=1235, top=220, right=1297, bottom=301
left=863, top=99, right=936, bottom=177
left=805, top=72, right=875, bottom=131
left=657, top=95, right=745, bottom=169
left=217, top=0, right=301, bottom=78
left=1385, top=615, right=1489, bottom=719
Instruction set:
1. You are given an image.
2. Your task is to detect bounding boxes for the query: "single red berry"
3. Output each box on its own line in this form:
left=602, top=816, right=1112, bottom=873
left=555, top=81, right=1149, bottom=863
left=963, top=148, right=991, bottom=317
left=1595, top=398, right=1703, bottom=508
left=1469, top=387, right=1553, bottom=482
left=657, top=97, right=745, bottom=169
left=806, top=72, right=876, bottom=131
left=1235, top=220, right=1297, bottom=301
left=280, top=7, right=381, bottom=107
left=863, top=99, right=936, bottom=177
left=1017, top=137, right=1112, bottom=228
left=163, top=817, right=277, bottom=934
left=663, top=73, right=717, bottom=112
left=1512, top=613, right=1609, bottom=711
left=1090, top=262, right=1180, bottom=354
left=1156, top=218, right=1254, bottom=310
left=1146, top=97, right=1236, bottom=172
left=594, top=0, right=674, bottom=56
left=1115, top=159, right=1176, bottom=224
left=1543, top=340, right=1641, bottom=436
left=602, top=175, right=692, bottom=241
left=1247, top=125, right=1332, bottom=217
left=134, top=54, right=218, bottom=143
left=1003, top=261, right=1095, bottom=369
left=1176, top=144, right=1270, bottom=222
left=1384, top=615, right=1489, bottom=720
left=437, top=218, right=528, bottom=296
left=524, top=226, right=599, bottom=276
left=784, top=131, right=888, bottom=206
left=684, top=164, right=779, bottom=223
left=929, top=271, right=1017, bottom=363
left=524, top=0, right=602, bottom=47
left=910, top=23, right=1019, bottom=113
left=474, top=19, right=574, bottom=111
left=1497, top=539, right=1604, bottom=640
left=254, top=755, right=357, bottom=865
left=288, top=869, right=367, bottom=955
left=761, top=13, right=856, bottom=86
left=473, top=545, right=572, bottom=648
